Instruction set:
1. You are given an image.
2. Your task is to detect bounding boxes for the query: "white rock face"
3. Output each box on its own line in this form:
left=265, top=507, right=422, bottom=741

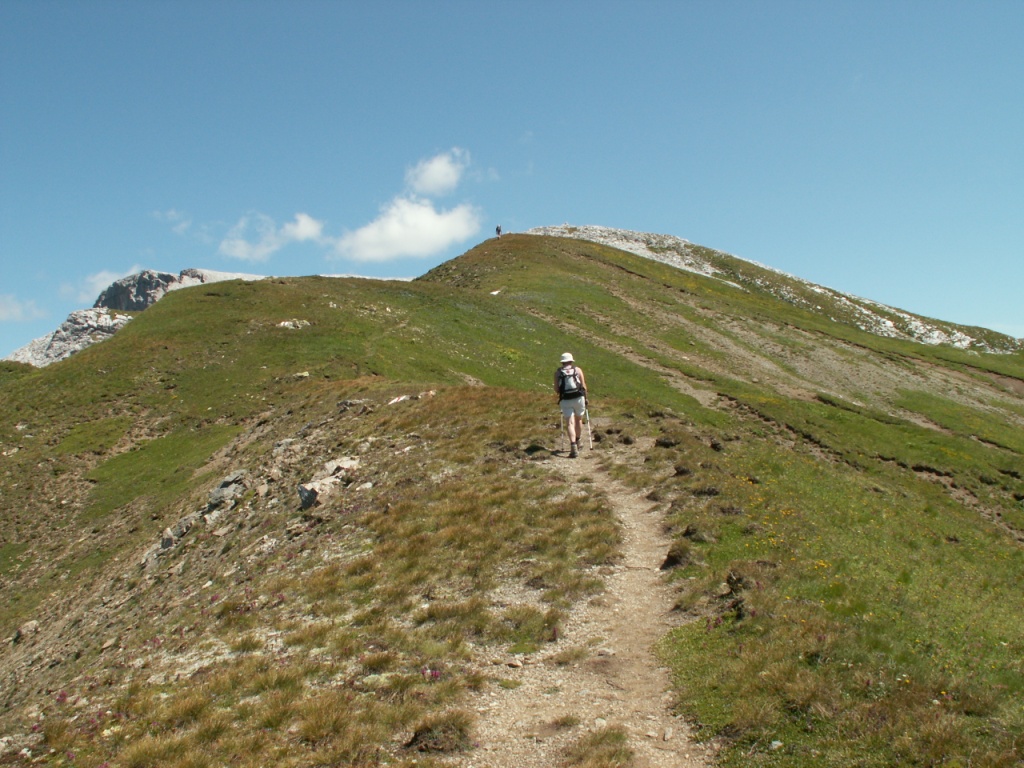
left=529, top=224, right=723, bottom=279
left=95, top=268, right=265, bottom=311
left=5, top=308, right=134, bottom=367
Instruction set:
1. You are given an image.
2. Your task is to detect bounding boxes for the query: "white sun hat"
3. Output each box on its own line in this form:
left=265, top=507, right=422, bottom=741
left=560, top=352, right=574, bottom=364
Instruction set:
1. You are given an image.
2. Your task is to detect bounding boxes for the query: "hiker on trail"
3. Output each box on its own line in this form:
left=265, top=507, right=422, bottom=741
left=554, top=352, right=588, bottom=458
left=496, top=225, right=502, bottom=238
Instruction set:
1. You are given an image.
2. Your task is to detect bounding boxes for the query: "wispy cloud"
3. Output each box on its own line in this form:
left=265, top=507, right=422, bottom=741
left=156, top=208, right=218, bottom=244
left=334, top=197, right=481, bottom=262
left=183, top=148, right=482, bottom=266
left=153, top=208, right=193, bottom=235
left=0, top=294, right=46, bottom=322
left=219, top=212, right=325, bottom=262
left=60, top=266, right=144, bottom=304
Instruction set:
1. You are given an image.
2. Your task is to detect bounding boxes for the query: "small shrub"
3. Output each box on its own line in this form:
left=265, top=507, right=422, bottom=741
left=361, top=650, right=399, bottom=673
left=41, top=717, right=74, bottom=752
left=298, top=689, right=354, bottom=746
left=283, top=622, right=332, bottom=649
left=561, top=725, right=632, bottom=767
left=119, top=733, right=188, bottom=768
left=552, top=713, right=581, bottom=729
left=405, top=709, right=474, bottom=753
left=229, top=633, right=263, bottom=653
left=161, top=690, right=211, bottom=728
left=549, top=646, right=590, bottom=666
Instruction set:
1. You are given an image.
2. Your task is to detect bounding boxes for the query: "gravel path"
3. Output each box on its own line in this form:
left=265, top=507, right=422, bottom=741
left=446, top=435, right=714, bottom=767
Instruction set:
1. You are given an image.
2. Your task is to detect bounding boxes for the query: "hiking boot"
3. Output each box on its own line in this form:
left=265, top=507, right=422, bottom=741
left=569, top=443, right=579, bottom=458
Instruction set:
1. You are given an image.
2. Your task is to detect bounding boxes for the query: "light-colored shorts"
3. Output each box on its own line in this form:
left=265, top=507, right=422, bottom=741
left=560, top=396, right=587, bottom=419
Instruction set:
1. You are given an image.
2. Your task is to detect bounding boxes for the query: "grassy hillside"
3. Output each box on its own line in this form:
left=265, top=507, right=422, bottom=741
left=0, top=234, right=1021, bottom=766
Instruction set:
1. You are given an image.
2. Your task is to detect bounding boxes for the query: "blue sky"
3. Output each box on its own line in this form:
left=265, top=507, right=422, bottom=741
left=2, top=1, right=1023, bottom=358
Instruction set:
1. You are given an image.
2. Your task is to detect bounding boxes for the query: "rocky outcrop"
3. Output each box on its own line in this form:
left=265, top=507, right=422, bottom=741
left=140, top=470, right=251, bottom=572
left=3, top=308, right=134, bottom=367
left=94, top=268, right=263, bottom=311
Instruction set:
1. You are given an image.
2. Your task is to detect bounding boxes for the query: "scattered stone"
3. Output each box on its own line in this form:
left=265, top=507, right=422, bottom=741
left=320, top=457, right=360, bottom=478
left=273, top=439, right=298, bottom=457
left=361, top=673, right=394, bottom=690
left=297, top=484, right=318, bottom=510
left=13, top=621, right=40, bottom=644
left=208, top=470, right=248, bottom=508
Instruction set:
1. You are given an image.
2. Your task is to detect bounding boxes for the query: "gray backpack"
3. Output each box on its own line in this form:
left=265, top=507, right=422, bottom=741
left=558, top=366, right=583, bottom=399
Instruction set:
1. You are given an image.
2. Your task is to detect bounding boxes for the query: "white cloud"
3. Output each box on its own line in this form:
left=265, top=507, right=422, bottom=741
left=219, top=212, right=325, bottom=262
left=405, top=148, right=470, bottom=197
left=0, top=294, right=46, bottom=322
left=212, top=148, right=478, bottom=266
left=281, top=212, right=324, bottom=242
left=334, top=197, right=481, bottom=262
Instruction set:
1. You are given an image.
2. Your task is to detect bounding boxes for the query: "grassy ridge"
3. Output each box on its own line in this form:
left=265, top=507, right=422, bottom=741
left=647, top=432, right=1023, bottom=765
left=1, top=233, right=1022, bottom=766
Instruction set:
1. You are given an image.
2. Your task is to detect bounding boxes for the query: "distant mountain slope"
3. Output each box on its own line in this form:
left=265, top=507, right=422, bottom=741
left=528, top=224, right=1021, bottom=352
left=6, top=227, right=1017, bottom=368
left=5, top=268, right=264, bottom=367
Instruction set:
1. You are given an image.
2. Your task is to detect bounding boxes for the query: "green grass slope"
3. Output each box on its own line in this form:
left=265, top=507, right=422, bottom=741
left=0, top=234, right=1021, bottom=766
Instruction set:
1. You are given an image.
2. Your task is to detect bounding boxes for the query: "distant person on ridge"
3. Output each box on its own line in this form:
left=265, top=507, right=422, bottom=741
left=496, top=225, right=502, bottom=238
left=554, top=352, right=588, bottom=458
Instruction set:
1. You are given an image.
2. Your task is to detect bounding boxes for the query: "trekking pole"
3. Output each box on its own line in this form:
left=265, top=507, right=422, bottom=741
left=560, top=411, right=565, bottom=453
left=585, top=407, right=593, bottom=450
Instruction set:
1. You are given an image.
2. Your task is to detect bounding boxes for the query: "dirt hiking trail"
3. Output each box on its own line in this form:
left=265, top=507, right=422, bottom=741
left=447, top=431, right=715, bottom=767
